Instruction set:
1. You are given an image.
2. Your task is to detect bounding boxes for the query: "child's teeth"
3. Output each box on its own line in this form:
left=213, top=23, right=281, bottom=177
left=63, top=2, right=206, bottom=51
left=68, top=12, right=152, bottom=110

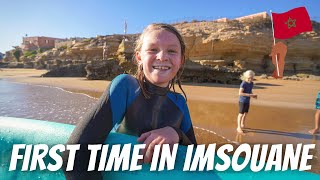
left=154, top=66, right=169, bottom=70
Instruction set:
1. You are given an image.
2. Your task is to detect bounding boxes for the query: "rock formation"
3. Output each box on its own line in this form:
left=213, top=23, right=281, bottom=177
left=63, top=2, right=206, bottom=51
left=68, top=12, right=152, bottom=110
left=174, top=18, right=320, bottom=75
left=3, top=14, right=320, bottom=82
left=85, top=59, right=123, bottom=80
left=41, top=64, right=87, bottom=77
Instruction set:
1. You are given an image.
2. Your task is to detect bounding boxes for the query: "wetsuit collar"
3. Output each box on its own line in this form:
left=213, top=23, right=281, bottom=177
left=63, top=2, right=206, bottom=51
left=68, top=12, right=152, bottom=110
left=144, top=79, right=169, bottom=96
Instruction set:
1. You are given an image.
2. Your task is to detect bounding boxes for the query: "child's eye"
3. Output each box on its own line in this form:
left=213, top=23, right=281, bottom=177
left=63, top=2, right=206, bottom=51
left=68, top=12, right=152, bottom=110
left=148, top=49, right=158, bottom=52
left=168, top=49, right=177, bottom=54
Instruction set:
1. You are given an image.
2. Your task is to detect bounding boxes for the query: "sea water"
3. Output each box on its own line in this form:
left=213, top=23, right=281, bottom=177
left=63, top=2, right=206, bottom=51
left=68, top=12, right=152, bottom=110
left=0, top=79, right=96, bottom=124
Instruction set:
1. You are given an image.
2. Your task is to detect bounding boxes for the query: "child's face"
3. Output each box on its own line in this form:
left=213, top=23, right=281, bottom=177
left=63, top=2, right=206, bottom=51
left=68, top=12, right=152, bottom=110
left=136, top=29, right=182, bottom=87
left=246, top=75, right=254, bottom=83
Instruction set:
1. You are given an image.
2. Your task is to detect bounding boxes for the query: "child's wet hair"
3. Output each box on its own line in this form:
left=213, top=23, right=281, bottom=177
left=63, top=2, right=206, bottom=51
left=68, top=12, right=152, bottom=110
left=240, top=70, right=255, bottom=81
left=133, top=23, right=187, bottom=100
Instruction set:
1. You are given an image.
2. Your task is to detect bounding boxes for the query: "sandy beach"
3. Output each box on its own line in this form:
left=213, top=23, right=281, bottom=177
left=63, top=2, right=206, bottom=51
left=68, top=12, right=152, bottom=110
left=1, top=68, right=319, bottom=173
left=1, top=68, right=318, bottom=109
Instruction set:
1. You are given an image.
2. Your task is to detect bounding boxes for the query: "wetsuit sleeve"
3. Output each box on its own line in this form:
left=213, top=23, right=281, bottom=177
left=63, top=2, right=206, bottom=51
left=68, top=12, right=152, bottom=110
left=63, top=75, right=129, bottom=180
left=176, top=100, right=197, bottom=145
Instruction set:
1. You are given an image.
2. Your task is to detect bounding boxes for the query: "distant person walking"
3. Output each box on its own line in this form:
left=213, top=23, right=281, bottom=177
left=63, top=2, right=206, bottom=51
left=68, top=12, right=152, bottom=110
left=103, top=43, right=109, bottom=60
left=237, top=70, right=258, bottom=133
left=309, top=91, right=320, bottom=134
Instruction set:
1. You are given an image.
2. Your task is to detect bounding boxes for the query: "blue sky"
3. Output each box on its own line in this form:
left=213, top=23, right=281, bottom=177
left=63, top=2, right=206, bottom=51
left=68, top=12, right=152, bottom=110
left=1, top=0, right=319, bottom=53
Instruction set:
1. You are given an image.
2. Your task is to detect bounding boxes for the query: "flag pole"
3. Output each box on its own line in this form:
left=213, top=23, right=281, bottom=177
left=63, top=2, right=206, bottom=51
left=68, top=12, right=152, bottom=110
left=270, top=10, right=280, bottom=77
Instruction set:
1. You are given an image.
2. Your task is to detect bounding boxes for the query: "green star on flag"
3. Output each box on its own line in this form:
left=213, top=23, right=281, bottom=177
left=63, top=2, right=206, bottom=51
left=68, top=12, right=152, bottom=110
left=285, top=17, right=296, bottom=29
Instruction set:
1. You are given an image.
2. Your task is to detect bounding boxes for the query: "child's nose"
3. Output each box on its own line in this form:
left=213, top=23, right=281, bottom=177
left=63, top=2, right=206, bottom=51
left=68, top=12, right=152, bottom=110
left=156, top=51, right=168, bottom=61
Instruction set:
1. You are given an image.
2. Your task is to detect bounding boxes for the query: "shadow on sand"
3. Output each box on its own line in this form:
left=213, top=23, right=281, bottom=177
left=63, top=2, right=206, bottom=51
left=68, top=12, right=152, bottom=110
left=244, top=128, right=320, bottom=141
left=255, top=82, right=282, bottom=87
left=182, top=82, right=282, bottom=89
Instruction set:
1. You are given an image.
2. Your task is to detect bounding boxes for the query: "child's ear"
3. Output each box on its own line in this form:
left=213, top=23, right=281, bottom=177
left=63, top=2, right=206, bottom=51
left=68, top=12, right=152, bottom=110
left=135, top=51, right=142, bottom=64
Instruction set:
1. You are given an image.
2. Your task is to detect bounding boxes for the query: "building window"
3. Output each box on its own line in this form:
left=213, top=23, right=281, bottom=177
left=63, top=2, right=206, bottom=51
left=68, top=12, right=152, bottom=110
left=45, top=40, right=49, bottom=44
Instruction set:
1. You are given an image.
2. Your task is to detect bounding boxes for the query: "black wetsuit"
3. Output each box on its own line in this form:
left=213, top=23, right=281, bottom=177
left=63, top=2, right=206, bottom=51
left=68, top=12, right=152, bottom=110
left=63, top=74, right=197, bottom=179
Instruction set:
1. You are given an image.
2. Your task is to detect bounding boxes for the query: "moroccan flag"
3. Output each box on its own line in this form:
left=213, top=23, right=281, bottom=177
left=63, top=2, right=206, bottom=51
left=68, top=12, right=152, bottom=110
left=271, top=7, right=312, bottom=39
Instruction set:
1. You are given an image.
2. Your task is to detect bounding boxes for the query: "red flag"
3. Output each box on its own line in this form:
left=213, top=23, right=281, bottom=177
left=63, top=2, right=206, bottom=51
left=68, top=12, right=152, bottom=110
left=271, top=7, right=312, bottom=39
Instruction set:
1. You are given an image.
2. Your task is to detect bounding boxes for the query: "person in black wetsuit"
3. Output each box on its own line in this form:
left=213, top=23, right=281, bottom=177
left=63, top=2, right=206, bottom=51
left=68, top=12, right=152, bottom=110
left=63, top=23, right=197, bottom=179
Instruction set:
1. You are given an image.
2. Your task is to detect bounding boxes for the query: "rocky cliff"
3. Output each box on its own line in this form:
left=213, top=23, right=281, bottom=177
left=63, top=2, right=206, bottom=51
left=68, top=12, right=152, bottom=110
left=174, top=18, right=320, bottom=74
left=3, top=16, right=320, bottom=82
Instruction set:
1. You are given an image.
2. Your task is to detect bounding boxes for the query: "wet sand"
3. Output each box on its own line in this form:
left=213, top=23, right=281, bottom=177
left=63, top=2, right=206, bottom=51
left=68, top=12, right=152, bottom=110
left=1, top=69, right=318, bottom=109
left=1, top=68, right=319, bottom=173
